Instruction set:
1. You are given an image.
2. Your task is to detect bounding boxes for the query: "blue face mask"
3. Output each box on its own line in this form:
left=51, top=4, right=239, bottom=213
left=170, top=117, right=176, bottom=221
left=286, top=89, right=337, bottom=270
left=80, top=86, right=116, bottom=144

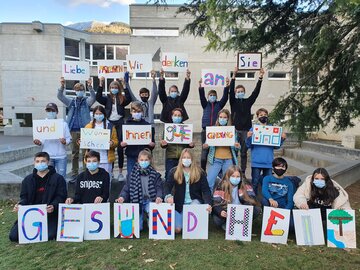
left=219, top=118, right=228, bottom=126
left=35, top=162, right=48, bottom=172
left=139, top=161, right=150, bottom=169
left=208, top=96, right=217, bottom=103
left=76, top=90, right=85, bottom=98
left=313, top=179, right=326, bottom=189
left=169, top=92, right=178, bottom=99
left=132, top=112, right=143, bottom=120
left=94, top=114, right=104, bottom=122
left=110, top=88, right=119, bottom=95
left=86, top=162, right=98, bottom=171
left=236, top=92, right=245, bottom=99
left=172, top=116, right=182, bottom=124
left=229, top=176, right=241, bottom=186
left=46, top=112, right=57, bottom=119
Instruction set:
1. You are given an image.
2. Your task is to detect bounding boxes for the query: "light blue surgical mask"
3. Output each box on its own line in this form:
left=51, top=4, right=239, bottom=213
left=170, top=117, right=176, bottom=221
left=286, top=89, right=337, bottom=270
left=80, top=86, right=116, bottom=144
left=169, top=92, right=178, bottom=99
left=35, top=162, right=48, bottom=172
left=110, top=88, right=119, bottom=95
left=219, top=118, right=228, bottom=126
left=46, top=112, right=57, bottom=119
left=182, top=158, right=192, bottom=168
left=229, top=177, right=241, bottom=186
left=209, top=96, right=217, bottom=103
left=86, top=162, right=98, bottom=171
left=313, top=179, right=326, bottom=189
left=172, top=116, right=182, bottom=124
left=76, top=90, right=85, bottom=98
left=94, top=114, right=104, bottom=122
left=235, top=92, right=245, bottom=99
left=139, top=161, right=150, bottom=169
left=132, top=112, right=143, bottom=120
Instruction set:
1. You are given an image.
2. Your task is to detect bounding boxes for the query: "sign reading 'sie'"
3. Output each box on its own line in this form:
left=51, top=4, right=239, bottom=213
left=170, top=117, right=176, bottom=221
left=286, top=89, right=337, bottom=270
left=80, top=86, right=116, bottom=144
left=237, top=53, right=262, bottom=70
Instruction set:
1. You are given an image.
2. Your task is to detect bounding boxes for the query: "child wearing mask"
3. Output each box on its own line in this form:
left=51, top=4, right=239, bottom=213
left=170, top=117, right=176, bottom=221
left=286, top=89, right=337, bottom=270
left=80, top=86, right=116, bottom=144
left=33, top=103, right=71, bottom=178
left=160, top=108, right=195, bottom=180
left=164, top=148, right=212, bottom=233
left=204, top=109, right=240, bottom=192
left=96, top=76, right=131, bottom=178
left=80, top=105, right=118, bottom=174
left=262, top=158, right=295, bottom=210
left=246, top=108, right=286, bottom=195
left=116, top=149, right=163, bottom=231
left=213, top=165, right=261, bottom=230
left=294, top=167, right=351, bottom=221
left=65, top=150, right=110, bottom=204
left=199, top=77, right=229, bottom=171
left=120, top=102, right=155, bottom=174
left=57, top=78, right=96, bottom=180
left=159, top=69, right=191, bottom=123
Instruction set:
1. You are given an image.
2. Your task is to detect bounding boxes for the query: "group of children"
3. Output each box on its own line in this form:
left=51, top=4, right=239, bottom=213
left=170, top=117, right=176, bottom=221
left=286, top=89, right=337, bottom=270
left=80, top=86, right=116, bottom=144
left=8, top=68, right=351, bottom=242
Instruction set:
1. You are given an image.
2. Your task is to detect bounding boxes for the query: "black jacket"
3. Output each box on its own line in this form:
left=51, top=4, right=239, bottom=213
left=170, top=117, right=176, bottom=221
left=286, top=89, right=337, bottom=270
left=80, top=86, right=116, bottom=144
left=19, top=166, right=67, bottom=214
left=164, top=168, right=212, bottom=213
left=96, top=86, right=131, bottom=119
left=229, top=78, right=262, bottom=131
left=158, top=78, right=190, bottom=123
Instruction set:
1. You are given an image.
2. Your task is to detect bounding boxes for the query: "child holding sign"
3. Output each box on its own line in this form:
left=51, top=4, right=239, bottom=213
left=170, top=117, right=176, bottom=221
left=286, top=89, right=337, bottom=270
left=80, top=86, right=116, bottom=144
left=33, top=103, right=71, bottom=178
left=164, top=148, right=212, bottom=233
left=212, top=165, right=261, bottom=230
left=246, top=108, right=286, bottom=195
left=81, top=106, right=118, bottom=174
left=65, top=150, right=110, bottom=204
left=199, top=77, right=230, bottom=171
left=57, top=77, right=96, bottom=181
left=120, top=102, right=155, bottom=174
left=204, top=109, right=240, bottom=192
left=160, top=108, right=195, bottom=180
left=159, top=69, right=191, bottom=123
left=96, top=76, right=131, bottom=178
left=116, top=149, right=163, bottom=231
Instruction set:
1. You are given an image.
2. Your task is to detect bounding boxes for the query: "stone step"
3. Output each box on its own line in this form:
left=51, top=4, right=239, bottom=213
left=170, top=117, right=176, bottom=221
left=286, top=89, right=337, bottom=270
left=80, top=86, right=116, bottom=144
left=0, top=145, right=40, bottom=165
left=301, top=141, right=360, bottom=160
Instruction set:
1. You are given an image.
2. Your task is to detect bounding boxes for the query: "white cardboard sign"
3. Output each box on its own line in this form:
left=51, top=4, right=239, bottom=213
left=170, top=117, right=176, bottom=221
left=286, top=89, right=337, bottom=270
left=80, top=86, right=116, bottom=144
left=84, top=203, right=111, bottom=241
left=122, top=125, right=152, bottom=145
left=57, top=204, right=85, bottom=242
left=237, top=52, right=262, bottom=70
left=260, top=206, right=290, bottom=245
left=327, top=209, right=356, bottom=249
left=293, top=209, right=325, bottom=246
left=149, top=203, right=175, bottom=240
left=206, top=126, right=236, bottom=146
left=80, top=128, right=110, bottom=150
left=225, top=204, right=254, bottom=241
left=97, top=60, right=126, bottom=78
left=62, top=60, right=90, bottom=80
left=201, top=69, right=228, bottom=88
left=182, top=204, right=209, bottom=240
left=161, top=52, right=189, bottom=72
left=126, top=54, right=152, bottom=73
left=251, top=124, right=283, bottom=147
left=164, top=124, right=193, bottom=144
left=113, top=203, right=140, bottom=239
left=32, top=119, right=64, bottom=140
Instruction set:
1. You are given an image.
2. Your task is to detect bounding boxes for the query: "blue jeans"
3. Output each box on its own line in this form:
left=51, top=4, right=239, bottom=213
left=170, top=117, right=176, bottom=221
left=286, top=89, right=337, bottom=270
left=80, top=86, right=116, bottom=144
left=207, top=158, right=234, bottom=192
left=175, top=199, right=201, bottom=230
left=126, top=157, right=137, bottom=177
left=251, top=167, right=272, bottom=196
left=50, top=157, right=67, bottom=178
left=165, top=158, right=179, bottom=181
left=140, top=199, right=150, bottom=231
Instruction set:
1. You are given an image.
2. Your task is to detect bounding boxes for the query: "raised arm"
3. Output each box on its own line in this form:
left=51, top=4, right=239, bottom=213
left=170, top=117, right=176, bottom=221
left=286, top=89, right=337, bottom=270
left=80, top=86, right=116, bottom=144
left=248, top=68, right=265, bottom=105
left=57, top=77, right=72, bottom=107
left=149, top=70, right=158, bottom=105
left=218, top=77, right=230, bottom=109
left=86, top=78, right=96, bottom=107
left=229, top=68, right=237, bottom=106
left=179, top=69, right=191, bottom=103
left=198, top=78, right=208, bottom=109
left=96, top=77, right=108, bottom=106
left=125, top=72, right=139, bottom=102
left=158, top=69, right=167, bottom=104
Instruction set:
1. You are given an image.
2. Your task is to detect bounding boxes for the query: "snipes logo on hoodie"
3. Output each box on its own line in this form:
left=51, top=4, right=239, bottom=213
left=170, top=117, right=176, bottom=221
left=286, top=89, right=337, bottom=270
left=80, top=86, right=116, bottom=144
left=80, top=181, right=103, bottom=189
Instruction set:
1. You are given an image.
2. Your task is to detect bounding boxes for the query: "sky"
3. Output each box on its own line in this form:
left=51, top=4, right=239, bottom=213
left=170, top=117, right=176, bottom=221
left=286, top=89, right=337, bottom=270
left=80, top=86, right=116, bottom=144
left=0, top=0, right=185, bottom=26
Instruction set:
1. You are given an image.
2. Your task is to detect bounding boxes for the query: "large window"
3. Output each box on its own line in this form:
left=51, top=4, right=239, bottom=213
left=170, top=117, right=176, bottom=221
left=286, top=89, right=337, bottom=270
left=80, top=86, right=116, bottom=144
left=291, top=66, right=317, bottom=92
left=89, top=45, right=129, bottom=66
left=268, top=71, right=289, bottom=80
left=65, top=38, right=79, bottom=59
left=132, top=28, right=179, bottom=37
left=230, top=71, right=255, bottom=80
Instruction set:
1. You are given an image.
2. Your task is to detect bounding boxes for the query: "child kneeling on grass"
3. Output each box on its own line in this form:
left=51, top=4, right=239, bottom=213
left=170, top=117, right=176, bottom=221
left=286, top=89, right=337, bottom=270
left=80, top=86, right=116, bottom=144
left=116, top=149, right=163, bottom=231
left=212, top=165, right=261, bottom=230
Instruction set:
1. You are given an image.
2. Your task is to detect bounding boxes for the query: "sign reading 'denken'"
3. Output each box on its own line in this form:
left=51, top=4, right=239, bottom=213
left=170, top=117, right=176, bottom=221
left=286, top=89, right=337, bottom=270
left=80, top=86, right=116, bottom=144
left=237, top=53, right=262, bottom=70
left=80, top=128, right=110, bottom=150
left=62, top=61, right=90, bottom=80
left=161, top=52, right=189, bottom=72
left=33, top=119, right=64, bottom=140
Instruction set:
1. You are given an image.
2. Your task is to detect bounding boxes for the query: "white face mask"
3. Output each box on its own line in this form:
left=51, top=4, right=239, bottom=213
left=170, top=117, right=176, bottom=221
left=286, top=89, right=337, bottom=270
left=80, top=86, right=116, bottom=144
left=182, top=158, right=192, bottom=168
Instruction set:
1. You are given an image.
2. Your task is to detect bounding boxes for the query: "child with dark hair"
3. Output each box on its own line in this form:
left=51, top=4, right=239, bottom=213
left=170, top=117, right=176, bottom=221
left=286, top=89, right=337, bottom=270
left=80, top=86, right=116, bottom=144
left=198, top=77, right=229, bottom=170
left=294, top=167, right=351, bottom=220
left=158, top=69, right=191, bottom=123
left=262, top=158, right=294, bottom=210
left=65, top=150, right=110, bottom=204
left=246, top=108, right=286, bottom=195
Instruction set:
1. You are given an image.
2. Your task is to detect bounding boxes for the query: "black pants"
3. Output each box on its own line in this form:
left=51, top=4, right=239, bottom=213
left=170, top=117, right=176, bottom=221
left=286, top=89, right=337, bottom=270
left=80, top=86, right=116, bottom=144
left=110, top=120, right=125, bottom=170
left=9, top=216, right=58, bottom=242
left=200, top=129, right=209, bottom=171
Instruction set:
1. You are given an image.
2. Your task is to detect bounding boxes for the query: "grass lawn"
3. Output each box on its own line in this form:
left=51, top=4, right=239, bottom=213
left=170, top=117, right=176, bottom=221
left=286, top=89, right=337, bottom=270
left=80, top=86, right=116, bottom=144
left=0, top=199, right=359, bottom=270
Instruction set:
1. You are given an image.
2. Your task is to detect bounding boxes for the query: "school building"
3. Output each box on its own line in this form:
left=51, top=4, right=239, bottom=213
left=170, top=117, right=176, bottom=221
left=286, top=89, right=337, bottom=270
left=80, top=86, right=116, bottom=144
left=0, top=4, right=358, bottom=146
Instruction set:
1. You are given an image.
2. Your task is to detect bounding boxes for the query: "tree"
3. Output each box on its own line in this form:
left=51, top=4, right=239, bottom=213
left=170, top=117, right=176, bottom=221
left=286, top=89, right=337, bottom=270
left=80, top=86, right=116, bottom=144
left=328, top=209, right=353, bottom=236
left=153, top=0, right=360, bottom=139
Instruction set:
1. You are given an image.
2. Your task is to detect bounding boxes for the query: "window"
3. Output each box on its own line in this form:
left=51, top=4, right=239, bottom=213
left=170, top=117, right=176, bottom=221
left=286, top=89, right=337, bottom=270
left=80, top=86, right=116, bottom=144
left=268, top=71, right=289, bottom=80
left=133, top=71, right=179, bottom=80
left=106, top=45, right=114, bottom=60
left=132, top=28, right=179, bottom=37
left=16, top=113, right=32, bottom=127
left=230, top=72, right=255, bottom=80
left=85, top=43, right=90, bottom=60
left=291, top=66, right=317, bottom=92
left=115, top=46, right=129, bottom=60
left=93, top=45, right=105, bottom=60
left=89, top=45, right=129, bottom=66
left=65, top=39, right=79, bottom=59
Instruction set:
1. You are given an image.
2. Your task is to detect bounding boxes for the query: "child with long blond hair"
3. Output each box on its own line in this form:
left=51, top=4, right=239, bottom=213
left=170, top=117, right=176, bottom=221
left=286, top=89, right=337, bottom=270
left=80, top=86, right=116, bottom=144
left=164, top=148, right=212, bottom=233
left=213, top=165, right=261, bottom=230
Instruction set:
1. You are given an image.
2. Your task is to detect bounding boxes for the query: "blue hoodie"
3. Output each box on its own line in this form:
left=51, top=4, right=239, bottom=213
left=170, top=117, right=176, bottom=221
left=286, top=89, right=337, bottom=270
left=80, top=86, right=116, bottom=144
left=262, top=175, right=294, bottom=209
